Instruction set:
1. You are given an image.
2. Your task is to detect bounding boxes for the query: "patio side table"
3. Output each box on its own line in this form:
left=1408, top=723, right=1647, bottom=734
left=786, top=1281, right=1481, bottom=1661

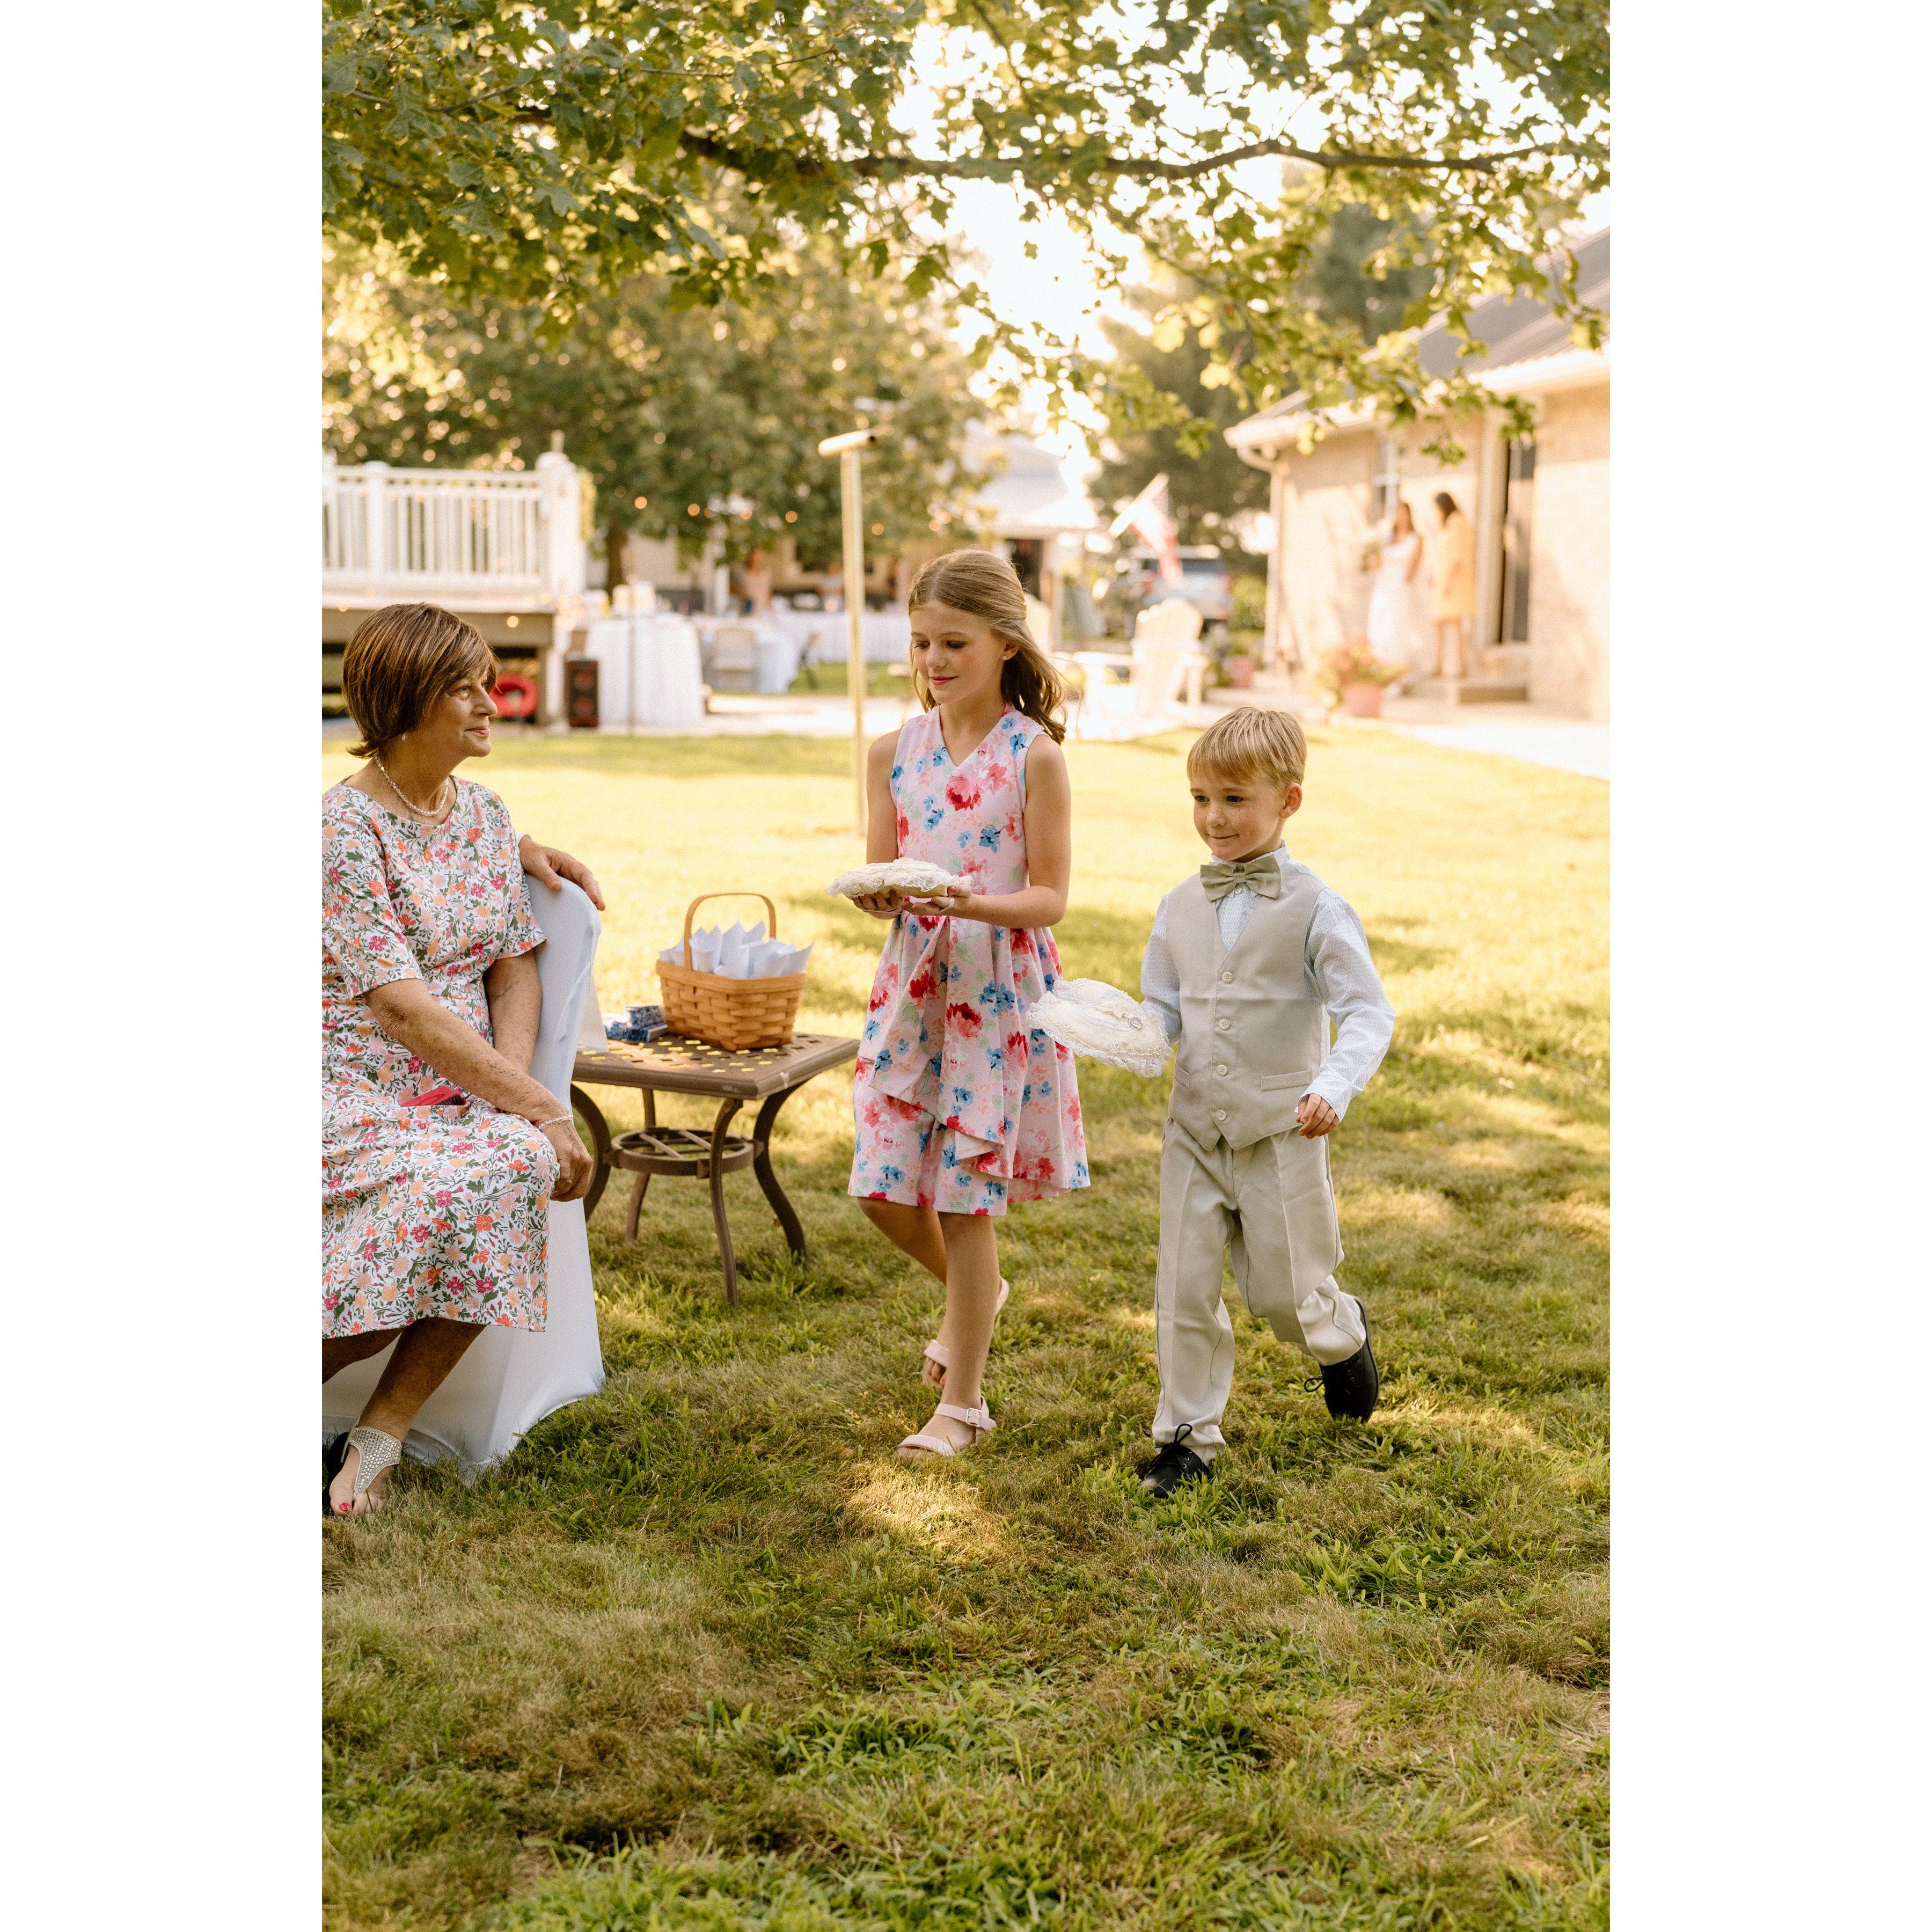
left=570, top=1031, right=859, bottom=1305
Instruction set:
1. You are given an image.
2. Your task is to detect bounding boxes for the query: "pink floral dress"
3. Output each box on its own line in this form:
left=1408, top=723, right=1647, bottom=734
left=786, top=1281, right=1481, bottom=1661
left=849, top=706, right=1088, bottom=1216
left=323, top=781, right=559, bottom=1338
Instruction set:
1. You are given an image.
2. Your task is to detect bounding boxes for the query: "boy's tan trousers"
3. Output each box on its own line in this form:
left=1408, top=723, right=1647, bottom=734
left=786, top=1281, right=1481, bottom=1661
left=1151, top=1116, right=1367, bottom=1457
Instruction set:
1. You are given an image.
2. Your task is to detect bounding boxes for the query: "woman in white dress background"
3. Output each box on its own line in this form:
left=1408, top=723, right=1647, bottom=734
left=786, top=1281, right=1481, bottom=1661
left=1366, top=498, right=1425, bottom=676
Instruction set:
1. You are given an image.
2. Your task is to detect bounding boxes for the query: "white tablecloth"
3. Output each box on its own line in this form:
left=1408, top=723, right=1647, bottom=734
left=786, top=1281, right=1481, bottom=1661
left=769, top=606, right=911, bottom=665
left=584, top=614, right=705, bottom=727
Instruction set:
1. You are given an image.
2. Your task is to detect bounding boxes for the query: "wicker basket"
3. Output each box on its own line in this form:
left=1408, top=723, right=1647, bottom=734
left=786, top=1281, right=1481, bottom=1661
left=656, top=892, right=807, bottom=1051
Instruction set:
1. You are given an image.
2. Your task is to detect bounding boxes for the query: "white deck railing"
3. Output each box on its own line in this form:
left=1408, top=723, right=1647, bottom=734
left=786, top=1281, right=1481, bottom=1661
left=323, top=453, right=587, bottom=606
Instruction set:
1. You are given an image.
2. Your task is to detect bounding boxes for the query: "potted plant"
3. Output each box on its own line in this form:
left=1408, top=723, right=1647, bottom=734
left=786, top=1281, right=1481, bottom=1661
left=1316, top=639, right=1400, bottom=719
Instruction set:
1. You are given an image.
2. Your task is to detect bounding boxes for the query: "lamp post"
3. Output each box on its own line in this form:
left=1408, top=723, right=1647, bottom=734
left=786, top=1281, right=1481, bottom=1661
left=818, top=426, right=888, bottom=835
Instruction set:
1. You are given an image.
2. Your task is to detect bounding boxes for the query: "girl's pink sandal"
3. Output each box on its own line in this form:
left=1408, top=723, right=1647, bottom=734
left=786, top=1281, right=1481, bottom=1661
left=896, top=1402, right=996, bottom=1461
left=923, top=1279, right=1011, bottom=1386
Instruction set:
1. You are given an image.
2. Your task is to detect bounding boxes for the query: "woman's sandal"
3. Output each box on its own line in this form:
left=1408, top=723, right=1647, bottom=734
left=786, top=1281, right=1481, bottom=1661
left=923, top=1279, right=1011, bottom=1387
left=326, top=1425, right=403, bottom=1517
left=896, top=1402, right=996, bottom=1462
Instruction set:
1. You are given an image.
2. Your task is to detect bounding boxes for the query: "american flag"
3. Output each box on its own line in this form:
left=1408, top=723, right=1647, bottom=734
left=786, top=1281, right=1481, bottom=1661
left=1109, top=473, right=1183, bottom=581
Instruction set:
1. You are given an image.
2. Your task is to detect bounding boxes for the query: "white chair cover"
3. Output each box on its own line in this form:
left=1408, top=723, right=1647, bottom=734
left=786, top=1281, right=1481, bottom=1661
left=323, top=878, right=606, bottom=1475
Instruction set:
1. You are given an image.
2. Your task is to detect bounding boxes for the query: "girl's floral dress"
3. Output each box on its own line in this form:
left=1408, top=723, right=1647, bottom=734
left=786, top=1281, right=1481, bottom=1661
left=323, top=780, right=559, bottom=1338
left=849, top=706, right=1088, bottom=1216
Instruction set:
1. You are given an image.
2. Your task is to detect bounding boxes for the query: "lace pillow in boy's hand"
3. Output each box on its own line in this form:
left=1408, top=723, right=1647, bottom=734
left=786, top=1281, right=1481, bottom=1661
left=1027, top=977, right=1172, bottom=1078
left=829, top=859, right=969, bottom=901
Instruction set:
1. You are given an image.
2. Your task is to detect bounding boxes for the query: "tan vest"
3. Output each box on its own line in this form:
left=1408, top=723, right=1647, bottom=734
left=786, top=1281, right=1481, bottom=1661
left=1166, top=865, right=1330, bottom=1151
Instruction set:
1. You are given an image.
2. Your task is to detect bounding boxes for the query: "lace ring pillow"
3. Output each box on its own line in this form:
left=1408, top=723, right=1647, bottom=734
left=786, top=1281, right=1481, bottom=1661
left=828, top=859, right=968, bottom=901
left=828, top=863, right=1167, bottom=1078
left=1027, top=978, right=1170, bottom=1078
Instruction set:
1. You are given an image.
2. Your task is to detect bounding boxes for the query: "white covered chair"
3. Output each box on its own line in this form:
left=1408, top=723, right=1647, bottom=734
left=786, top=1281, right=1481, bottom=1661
left=322, top=878, right=607, bottom=1475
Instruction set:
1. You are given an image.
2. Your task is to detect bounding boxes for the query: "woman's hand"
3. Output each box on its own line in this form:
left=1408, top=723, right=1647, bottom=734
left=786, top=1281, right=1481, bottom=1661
left=850, top=890, right=904, bottom=921
left=519, top=836, right=605, bottom=910
left=540, top=1116, right=596, bottom=1201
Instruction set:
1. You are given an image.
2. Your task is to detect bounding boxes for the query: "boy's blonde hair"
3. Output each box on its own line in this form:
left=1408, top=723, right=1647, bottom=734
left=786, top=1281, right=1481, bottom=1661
left=1187, top=706, right=1308, bottom=794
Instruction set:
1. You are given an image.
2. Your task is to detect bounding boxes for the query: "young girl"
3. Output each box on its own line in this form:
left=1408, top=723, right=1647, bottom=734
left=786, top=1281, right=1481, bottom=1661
left=848, top=550, right=1088, bottom=1461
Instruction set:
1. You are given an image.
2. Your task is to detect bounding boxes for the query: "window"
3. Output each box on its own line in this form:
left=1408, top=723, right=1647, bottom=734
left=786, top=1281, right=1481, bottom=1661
left=1497, top=438, right=1536, bottom=643
left=1370, top=436, right=1403, bottom=523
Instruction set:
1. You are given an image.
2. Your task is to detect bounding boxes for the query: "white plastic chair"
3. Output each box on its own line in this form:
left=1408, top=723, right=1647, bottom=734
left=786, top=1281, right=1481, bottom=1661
left=322, top=879, right=607, bottom=1475
left=1070, top=600, right=1209, bottom=738
left=1130, top=598, right=1210, bottom=712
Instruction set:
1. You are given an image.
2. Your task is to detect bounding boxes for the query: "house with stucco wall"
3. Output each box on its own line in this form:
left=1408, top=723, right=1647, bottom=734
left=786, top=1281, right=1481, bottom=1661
left=1225, top=228, right=1608, bottom=720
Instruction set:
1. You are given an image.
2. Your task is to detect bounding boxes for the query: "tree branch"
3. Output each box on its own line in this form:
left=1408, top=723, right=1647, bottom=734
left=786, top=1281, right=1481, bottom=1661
left=675, top=129, right=1555, bottom=182
left=340, top=92, right=1557, bottom=184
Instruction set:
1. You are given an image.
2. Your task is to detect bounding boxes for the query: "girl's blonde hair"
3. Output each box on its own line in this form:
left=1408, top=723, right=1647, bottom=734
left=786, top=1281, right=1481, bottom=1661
left=906, top=549, right=1066, bottom=743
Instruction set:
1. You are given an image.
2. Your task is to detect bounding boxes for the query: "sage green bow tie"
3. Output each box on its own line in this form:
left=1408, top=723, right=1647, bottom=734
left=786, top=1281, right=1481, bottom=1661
left=1200, top=853, right=1282, bottom=902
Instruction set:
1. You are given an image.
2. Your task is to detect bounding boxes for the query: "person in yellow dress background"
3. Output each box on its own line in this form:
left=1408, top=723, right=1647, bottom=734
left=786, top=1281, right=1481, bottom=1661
left=1427, top=489, right=1477, bottom=678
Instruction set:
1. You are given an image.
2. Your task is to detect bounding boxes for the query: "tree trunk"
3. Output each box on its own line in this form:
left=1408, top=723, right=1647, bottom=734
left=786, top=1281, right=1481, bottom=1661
left=605, top=518, right=630, bottom=591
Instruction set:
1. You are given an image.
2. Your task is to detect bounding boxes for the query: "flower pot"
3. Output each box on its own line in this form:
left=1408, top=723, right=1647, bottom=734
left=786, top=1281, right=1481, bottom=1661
left=1341, top=680, right=1384, bottom=718
left=1226, top=654, right=1256, bottom=690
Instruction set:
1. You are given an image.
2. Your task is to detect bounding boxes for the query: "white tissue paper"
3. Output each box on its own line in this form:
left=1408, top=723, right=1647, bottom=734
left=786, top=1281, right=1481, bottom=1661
left=1027, top=977, right=1172, bottom=1078
left=829, top=859, right=968, bottom=901
left=658, top=925, right=812, bottom=980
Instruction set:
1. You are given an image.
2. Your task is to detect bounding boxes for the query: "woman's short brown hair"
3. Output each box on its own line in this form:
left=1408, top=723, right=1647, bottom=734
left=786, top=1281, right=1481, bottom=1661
left=341, top=604, right=497, bottom=757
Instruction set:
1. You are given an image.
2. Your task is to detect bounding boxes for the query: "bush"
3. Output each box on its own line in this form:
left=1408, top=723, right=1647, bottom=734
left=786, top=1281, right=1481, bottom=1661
left=1231, top=574, right=1268, bottom=632
left=1315, top=639, right=1400, bottom=700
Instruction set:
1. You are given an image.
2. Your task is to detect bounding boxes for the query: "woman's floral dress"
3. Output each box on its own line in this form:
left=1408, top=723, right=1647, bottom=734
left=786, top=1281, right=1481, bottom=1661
left=849, top=706, right=1088, bottom=1216
left=323, top=781, right=559, bottom=1337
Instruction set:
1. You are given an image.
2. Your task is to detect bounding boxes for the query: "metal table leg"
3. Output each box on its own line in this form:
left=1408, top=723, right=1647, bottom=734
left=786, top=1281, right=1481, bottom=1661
left=750, top=1081, right=808, bottom=1258
left=569, top=1085, right=613, bottom=1219
left=708, top=1096, right=745, bottom=1304
left=625, top=1089, right=658, bottom=1241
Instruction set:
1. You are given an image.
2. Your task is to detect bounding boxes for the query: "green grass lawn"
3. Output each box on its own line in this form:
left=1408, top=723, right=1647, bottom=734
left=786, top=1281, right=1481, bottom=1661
left=785, top=660, right=915, bottom=699
left=321, top=725, right=1608, bottom=1931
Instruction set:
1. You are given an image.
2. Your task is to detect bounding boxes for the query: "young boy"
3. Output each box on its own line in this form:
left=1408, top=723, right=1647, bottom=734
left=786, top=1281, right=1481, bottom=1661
left=1136, top=708, right=1395, bottom=1496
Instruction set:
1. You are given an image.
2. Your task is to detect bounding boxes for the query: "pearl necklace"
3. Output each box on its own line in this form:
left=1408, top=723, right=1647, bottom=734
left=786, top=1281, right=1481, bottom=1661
left=372, top=752, right=452, bottom=821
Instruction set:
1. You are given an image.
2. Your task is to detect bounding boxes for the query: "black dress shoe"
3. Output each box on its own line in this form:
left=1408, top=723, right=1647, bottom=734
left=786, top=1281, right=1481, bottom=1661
left=1140, top=1424, right=1213, bottom=1497
left=1319, top=1302, right=1380, bottom=1421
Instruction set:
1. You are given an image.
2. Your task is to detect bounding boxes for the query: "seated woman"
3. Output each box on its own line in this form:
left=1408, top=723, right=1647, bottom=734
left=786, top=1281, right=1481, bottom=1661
left=323, top=603, right=598, bottom=1518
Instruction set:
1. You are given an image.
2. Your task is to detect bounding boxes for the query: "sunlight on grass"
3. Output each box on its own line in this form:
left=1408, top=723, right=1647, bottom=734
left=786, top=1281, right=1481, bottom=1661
left=321, top=725, right=1608, bottom=1932
left=843, top=1467, right=1025, bottom=1567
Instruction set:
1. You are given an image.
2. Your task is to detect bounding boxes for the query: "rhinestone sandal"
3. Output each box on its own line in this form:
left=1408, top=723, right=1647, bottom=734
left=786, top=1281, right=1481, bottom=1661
left=328, top=1425, right=402, bottom=1517
left=896, top=1401, right=997, bottom=1461
left=923, top=1279, right=1011, bottom=1386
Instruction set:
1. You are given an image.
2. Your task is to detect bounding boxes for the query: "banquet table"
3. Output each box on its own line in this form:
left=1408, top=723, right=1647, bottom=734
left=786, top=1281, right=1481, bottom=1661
left=766, top=605, right=912, bottom=666
left=583, top=614, right=705, bottom=727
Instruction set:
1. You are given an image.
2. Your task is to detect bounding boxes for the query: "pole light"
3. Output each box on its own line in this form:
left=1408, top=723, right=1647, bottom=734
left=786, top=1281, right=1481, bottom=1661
left=818, top=426, right=889, bottom=835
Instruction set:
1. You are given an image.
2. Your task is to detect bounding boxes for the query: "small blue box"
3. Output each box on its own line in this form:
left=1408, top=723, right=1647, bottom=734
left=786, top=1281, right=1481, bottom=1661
left=606, top=1003, right=668, bottom=1043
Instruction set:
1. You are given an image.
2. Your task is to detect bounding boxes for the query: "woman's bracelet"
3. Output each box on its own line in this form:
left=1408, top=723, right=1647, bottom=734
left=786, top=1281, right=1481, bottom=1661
left=534, top=1114, right=571, bottom=1130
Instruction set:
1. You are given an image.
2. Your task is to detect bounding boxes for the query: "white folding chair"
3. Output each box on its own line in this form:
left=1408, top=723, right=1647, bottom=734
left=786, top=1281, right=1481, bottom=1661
left=322, top=879, right=607, bottom=1474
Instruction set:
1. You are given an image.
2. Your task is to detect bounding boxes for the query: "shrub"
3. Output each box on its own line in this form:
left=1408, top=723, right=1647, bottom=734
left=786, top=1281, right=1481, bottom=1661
left=1315, top=638, right=1400, bottom=699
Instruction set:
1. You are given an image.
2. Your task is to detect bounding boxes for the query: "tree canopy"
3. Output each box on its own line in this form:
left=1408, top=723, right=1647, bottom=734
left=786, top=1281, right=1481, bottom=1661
left=324, top=1, right=1609, bottom=436
left=1092, top=200, right=1440, bottom=543
left=324, top=241, right=983, bottom=570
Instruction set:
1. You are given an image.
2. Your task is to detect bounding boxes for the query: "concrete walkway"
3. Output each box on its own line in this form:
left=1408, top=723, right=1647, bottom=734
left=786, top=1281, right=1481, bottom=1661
left=1200, top=677, right=1609, bottom=781
left=1370, top=713, right=1610, bottom=781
